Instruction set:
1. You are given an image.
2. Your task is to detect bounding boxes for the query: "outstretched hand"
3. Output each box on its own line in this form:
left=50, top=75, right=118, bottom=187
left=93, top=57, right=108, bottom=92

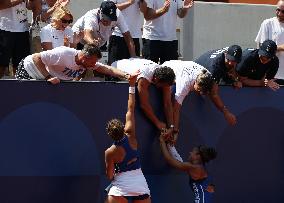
left=162, top=0, right=170, bottom=13
left=47, top=77, right=60, bottom=85
left=127, top=70, right=140, bottom=85
left=266, top=79, right=280, bottom=91
left=128, top=70, right=139, bottom=86
left=183, top=0, right=194, bottom=9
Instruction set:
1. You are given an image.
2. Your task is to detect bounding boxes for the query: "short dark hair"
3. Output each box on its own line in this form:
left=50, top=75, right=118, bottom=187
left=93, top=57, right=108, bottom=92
left=153, top=66, right=175, bottom=85
left=82, top=44, right=102, bottom=59
left=106, top=119, right=124, bottom=141
left=196, top=70, right=214, bottom=94
left=198, top=145, right=217, bottom=163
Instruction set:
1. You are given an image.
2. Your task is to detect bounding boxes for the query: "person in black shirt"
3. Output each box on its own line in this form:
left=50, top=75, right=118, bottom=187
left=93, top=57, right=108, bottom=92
left=194, top=45, right=242, bottom=88
left=237, top=40, right=280, bottom=91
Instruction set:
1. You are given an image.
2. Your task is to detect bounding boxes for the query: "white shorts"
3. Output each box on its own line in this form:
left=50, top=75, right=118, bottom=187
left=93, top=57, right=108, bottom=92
left=108, top=168, right=150, bottom=197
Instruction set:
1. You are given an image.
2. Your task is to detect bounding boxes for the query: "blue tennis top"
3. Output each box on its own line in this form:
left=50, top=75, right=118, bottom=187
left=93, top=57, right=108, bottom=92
left=114, top=136, right=141, bottom=173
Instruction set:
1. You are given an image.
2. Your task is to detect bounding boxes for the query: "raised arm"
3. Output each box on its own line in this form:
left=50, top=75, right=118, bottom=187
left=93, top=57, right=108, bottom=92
left=177, top=0, right=193, bottom=18
left=124, top=75, right=138, bottom=145
left=137, top=78, right=167, bottom=130
left=159, top=134, right=192, bottom=171
left=116, top=0, right=135, bottom=11
left=141, top=0, right=170, bottom=21
left=209, top=83, right=237, bottom=125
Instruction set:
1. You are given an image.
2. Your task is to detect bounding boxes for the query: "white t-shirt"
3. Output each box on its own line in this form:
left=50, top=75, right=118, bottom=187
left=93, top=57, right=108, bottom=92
left=255, top=17, right=284, bottom=79
left=0, top=2, right=28, bottom=32
left=162, top=60, right=205, bottom=105
left=72, top=8, right=129, bottom=47
left=24, top=47, right=100, bottom=80
left=40, top=24, right=74, bottom=48
left=110, top=0, right=142, bottom=38
left=142, top=0, right=183, bottom=41
left=111, top=58, right=160, bottom=82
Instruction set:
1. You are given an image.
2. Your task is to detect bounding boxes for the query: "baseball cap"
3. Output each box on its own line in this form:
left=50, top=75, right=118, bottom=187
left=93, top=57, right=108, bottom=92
left=226, top=45, right=242, bottom=63
left=258, top=40, right=277, bottom=58
left=100, top=1, right=117, bottom=21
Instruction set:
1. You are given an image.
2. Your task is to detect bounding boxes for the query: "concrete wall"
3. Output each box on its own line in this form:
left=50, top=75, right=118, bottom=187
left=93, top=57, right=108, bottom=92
left=182, top=2, right=276, bottom=60
left=68, top=0, right=102, bottom=21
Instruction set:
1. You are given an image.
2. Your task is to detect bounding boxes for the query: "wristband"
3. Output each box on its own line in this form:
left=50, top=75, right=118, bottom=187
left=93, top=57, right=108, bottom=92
left=129, top=86, right=135, bottom=94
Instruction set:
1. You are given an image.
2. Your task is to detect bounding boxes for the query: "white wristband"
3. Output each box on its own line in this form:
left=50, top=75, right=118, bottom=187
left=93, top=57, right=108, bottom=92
left=129, top=86, right=135, bottom=94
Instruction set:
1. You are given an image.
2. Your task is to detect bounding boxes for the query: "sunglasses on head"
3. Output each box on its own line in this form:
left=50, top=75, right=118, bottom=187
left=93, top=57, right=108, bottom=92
left=61, top=19, right=73, bottom=24
left=276, top=8, right=284, bottom=14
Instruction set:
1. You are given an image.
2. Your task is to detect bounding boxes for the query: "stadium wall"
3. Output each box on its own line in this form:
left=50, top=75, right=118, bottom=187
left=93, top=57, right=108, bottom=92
left=0, top=80, right=283, bottom=203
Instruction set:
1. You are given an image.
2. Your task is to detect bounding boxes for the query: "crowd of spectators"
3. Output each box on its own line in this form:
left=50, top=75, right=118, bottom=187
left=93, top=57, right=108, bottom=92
left=1, top=0, right=284, bottom=202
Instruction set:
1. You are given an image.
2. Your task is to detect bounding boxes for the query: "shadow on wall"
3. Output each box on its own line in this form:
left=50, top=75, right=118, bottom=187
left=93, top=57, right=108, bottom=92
left=212, top=107, right=284, bottom=203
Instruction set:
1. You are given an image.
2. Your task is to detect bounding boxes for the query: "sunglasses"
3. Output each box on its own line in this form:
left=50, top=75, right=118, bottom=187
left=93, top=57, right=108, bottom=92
left=276, top=8, right=284, bottom=14
left=61, top=19, right=73, bottom=24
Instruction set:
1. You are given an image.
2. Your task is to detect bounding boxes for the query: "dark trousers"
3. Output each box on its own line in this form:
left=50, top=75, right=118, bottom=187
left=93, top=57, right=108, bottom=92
left=108, top=35, right=140, bottom=65
left=142, top=39, right=178, bottom=64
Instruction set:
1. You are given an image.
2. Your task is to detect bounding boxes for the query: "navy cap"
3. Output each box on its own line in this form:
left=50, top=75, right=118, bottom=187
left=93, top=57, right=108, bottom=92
left=226, top=45, right=242, bottom=63
left=258, top=40, right=277, bottom=58
left=100, top=1, right=117, bottom=21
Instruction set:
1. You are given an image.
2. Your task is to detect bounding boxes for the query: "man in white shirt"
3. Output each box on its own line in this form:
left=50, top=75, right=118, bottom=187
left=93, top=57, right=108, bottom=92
left=0, top=0, right=30, bottom=78
left=15, top=44, right=134, bottom=84
left=141, top=0, right=193, bottom=64
left=72, top=1, right=136, bottom=58
left=108, top=0, right=144, bottom=65
left=112, top=58, right=176, bottom=131
left=255, top=0, right=284, bottom=79
left=162, top=60, right=236, bottom=143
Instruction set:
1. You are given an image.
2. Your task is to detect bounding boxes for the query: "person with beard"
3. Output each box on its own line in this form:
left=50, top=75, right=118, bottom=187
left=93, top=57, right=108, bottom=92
left=255, top=0, right=284, bottom=79
left=15, top=44, right=135, bottom=84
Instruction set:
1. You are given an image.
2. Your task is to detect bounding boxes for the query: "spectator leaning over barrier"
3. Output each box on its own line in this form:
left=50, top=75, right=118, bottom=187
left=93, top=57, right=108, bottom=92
left=30, top=0, right=70, bottom=53
left=72, top=0, right=136, bottom=58
left=104, top=73, right=151, bottom=203
left=40, top=6, right=74, bottom=50
left=0, top=0, right=31, bottom=78
left=255, top=0, right=284, bottom=79
left=236, top=40, right=280, bottom=91
left=15, top=44, right=136, bottom=84
left=140, top=0, right=193, bottom=64
left=159, top=132, right=216, bottom=203
left=107, top=0, right=144, bottom=65
left=162, top=60, right=237, bottom=144
left=194, top=45, right=243, bottom=89
left=111, top=58, right=176, bottom=133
